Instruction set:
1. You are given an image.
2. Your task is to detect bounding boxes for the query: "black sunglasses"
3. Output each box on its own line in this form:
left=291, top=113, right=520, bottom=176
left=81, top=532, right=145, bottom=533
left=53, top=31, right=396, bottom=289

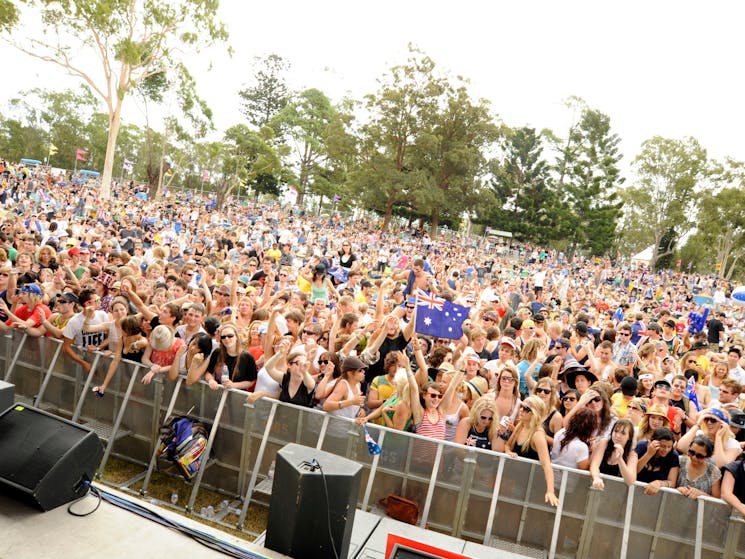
left=318, top=359, right=330, bottom=365
left=687, top=449, right=708, bottom=460
left=220, top=333, right=235, bottom=340
left=535, top=387, right=552, bottom=395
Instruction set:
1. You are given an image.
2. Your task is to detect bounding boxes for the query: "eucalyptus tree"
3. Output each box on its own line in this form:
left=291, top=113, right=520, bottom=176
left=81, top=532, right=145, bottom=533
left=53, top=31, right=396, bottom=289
left=1, top=0, right=228, bottom=198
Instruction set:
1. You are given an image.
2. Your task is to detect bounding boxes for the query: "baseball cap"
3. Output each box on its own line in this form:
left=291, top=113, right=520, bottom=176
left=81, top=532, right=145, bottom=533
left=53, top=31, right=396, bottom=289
left=653, top=379, right=672, bottom=390
left=690, top=341, right=708, bottom=351
left=620, top=375, right=638, bottom=396
left=57, top=292, right=79, bottom=304
left=708, top=407, right=730, bottom=425
left=341, top=356, right=367, bottom=372
left=20, top=284, right=42, bottom=295
left=729, top=410, right=745, bottom=429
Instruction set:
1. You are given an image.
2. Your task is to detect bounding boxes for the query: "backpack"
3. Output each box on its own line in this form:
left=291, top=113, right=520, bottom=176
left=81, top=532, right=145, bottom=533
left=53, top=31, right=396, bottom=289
left=157, top=416, right=210, bottom=480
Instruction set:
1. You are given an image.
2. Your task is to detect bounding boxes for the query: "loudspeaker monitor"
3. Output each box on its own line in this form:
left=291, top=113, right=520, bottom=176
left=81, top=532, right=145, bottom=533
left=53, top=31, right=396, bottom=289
left=266, top=443, right=362, bottom=559
left=0, top=405, right=103, bottom=511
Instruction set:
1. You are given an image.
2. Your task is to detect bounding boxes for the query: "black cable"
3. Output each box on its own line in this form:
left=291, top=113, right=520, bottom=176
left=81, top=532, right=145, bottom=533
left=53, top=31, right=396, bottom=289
left=65, top=483, right=265, bottom=559
left=67, top=483, right=102, bottom=517
left=315, top=459, right=341, bottom=559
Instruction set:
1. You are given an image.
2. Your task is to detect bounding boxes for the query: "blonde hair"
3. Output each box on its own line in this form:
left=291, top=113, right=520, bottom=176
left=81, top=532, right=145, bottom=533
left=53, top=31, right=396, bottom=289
left=515, top=396, right=548, bottom=453
left=534, top=377, right=559, bottom=413
left=469, top=396, right=499, bottom=441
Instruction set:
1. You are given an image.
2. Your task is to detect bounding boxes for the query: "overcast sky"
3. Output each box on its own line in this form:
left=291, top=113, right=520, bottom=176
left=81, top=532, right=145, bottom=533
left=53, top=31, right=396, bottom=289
left=4, top=0, right=745, bottom=181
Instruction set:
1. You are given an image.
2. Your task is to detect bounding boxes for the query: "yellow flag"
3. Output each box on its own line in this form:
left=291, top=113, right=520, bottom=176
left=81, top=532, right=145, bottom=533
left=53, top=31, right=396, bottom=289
left=48, top=143, right=58, bottom=155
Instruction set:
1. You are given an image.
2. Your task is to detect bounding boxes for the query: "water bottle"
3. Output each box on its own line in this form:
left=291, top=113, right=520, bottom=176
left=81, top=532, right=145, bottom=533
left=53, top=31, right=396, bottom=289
left=205, top=505, right=215, bottom=519
left=170, top=491, right=178, bottom=505
left=220, top=364, right=229, bottom=384
left=267, top=460, right=275, bottom=481
left=218, top=499, right=229, bottom=513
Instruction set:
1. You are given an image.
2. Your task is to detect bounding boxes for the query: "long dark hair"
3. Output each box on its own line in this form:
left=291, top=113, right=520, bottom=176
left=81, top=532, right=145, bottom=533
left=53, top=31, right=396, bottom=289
left=602, top=419, right=635, bottom=463
left=561, top=408, right=598, bottom=451
left=320, top=351, right=341, bottom=380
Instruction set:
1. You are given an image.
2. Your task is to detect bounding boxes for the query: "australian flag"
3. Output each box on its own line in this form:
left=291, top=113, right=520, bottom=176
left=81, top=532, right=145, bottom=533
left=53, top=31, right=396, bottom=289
left=684, top=376, right=701, bottom=412
left=363, top=425, right=381, bottom=455
left=414, top=289, right=468, bottom=340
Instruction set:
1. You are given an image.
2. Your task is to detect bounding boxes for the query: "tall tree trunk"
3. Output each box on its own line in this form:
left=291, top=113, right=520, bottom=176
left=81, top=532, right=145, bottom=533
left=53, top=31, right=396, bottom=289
left=100, top=100, right=123, bottom=199
left=382, top=197, right=395, bottom=231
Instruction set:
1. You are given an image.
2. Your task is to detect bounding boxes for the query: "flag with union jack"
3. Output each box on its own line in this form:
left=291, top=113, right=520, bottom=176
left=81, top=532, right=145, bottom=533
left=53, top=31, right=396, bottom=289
left=414, top=289, right=469, bottom=340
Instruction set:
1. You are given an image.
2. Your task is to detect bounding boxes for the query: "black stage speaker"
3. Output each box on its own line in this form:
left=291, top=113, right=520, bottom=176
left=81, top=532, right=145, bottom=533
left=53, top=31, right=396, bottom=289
left=0, top=405, right=103, bottom=511
left=266, top=443, right=362, bottom=559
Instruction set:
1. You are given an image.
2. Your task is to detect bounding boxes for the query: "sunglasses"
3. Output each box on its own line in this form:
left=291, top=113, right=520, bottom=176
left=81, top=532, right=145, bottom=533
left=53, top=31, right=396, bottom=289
left=318, top=359, right=331, bottom=365
left=220, top=333, right=236, bottom=340
left=687, top=449, right=708, bottom=460
left=704, top=417, right=719, bottom=424
left=520, top=405, right=532, bottom=413
left=405, top=305, right=415, bottom=310
left=500, top=376, right=515, bottom=383
left=589, top=396, right=603, bottom=404
left=483, top=317, right=495, bottom=322
left=427, top=393, right=443, bottom=399
left=619, top=332, right=630, bottom=337
left=562, top=396, right=577, bottom=402
left=303, top=330, right=317, bottom=336
left=480, top=415, right=494, bottom=421
left=535, top=387, right=552, bottom=395
left=0, top=273, right=8, bottom=277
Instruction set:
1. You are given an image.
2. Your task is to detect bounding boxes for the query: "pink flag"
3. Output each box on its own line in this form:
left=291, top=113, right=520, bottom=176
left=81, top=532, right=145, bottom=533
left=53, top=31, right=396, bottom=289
left=201, top=170, right=210, bottom=182
left=76, top=149, right=88, bottom=162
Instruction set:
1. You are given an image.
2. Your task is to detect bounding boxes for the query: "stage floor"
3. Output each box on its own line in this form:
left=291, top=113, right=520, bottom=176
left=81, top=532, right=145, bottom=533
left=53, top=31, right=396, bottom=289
left=0, top=485, right=289, bottom=559
left=0, top=485, right=535, bottom=559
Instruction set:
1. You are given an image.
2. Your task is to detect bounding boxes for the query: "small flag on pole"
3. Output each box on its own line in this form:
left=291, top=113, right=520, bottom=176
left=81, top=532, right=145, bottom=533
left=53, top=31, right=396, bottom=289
left=48, top=143, right=58, bottom=156
left=76, top=148, right=88, bottom=161
left=363, top=425, right=381, bottom=455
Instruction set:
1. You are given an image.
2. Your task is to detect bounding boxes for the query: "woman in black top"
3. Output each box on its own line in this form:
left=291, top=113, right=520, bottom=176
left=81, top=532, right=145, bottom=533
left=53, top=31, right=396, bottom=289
left=337, top=241, right=359, bottom=272
left=506, top=396, right=560, bottom=507
left=722, top=456, right=745, bottom=516
left=590, top=419, right=638, bottom=489
left=202, top=323, right=257, bottom=392
left=454, top=396, right=499, bottom=450
left=636, top=427, right=680, bottom=495
left=265, top=343, right=316, bottom=407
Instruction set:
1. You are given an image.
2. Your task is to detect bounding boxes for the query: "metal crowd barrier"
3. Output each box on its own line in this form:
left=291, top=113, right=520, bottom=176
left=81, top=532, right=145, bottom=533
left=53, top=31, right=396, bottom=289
left=3, top=330, right=744, bottom=559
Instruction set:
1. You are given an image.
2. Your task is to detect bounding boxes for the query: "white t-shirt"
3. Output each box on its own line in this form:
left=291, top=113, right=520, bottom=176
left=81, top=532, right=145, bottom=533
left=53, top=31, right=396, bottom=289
left=62, top=311, right=109, bottom=348
left=551, top=428, right=590, bottom=468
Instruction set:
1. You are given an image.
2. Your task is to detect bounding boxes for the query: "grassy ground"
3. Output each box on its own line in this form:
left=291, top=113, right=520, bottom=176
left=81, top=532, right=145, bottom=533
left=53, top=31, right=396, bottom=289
left=101, top=456, right=269, bottom=540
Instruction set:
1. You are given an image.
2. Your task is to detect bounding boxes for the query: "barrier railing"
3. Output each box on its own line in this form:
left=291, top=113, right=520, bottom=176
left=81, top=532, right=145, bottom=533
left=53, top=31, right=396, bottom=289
left=4, top=330, right=744, bottom=559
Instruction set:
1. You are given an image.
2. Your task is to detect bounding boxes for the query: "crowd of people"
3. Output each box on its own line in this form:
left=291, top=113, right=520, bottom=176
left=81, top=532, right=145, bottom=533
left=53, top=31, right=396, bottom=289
left=2, top=158, right=745, bottom=515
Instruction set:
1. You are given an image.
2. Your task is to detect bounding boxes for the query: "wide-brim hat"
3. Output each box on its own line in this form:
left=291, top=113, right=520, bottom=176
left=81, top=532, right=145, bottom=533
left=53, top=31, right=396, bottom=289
left=564, top=366, right=598, bottom=389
